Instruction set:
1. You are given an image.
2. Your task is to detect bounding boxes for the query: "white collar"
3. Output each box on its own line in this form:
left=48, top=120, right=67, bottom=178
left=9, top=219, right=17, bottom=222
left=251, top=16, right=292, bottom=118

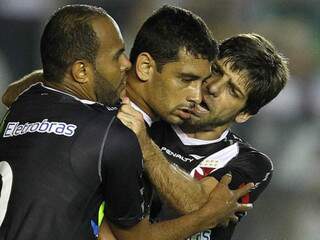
left=130, top=102, right=153, bottom=127
left=171, top=125, right=229, bottom=146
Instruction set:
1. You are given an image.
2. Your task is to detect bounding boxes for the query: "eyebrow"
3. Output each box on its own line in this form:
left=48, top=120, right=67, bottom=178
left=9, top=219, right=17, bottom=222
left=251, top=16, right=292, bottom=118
left=211, top=62, right=224, bottom=75
left=228, top=78, right=245, bottom=98
left=178, top=72, right=212, bottom=81
left=216, top=61, right=246, bottom=98
left=113, top=48, right=125, bottom=60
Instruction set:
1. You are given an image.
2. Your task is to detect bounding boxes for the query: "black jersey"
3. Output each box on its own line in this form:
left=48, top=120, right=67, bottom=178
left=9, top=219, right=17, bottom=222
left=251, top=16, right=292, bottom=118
left=0, top=83, right=145, bottom=240
left=149, top=121, right=273, bottom=240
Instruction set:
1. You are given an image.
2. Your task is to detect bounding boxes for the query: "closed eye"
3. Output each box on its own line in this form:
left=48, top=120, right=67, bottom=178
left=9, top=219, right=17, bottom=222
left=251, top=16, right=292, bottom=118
left=113, top=48, right=125, bottom=60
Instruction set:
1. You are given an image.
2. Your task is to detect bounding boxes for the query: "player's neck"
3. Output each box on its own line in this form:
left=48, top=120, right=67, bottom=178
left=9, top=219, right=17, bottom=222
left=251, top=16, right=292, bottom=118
left=126, top=82, right=157, bottom=120
left=181, top=124, right=230, bottom=141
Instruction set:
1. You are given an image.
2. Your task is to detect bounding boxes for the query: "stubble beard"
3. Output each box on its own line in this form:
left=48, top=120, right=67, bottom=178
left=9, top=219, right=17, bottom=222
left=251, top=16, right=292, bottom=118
left=94, top=71, right=120, bottom=106
left=182, top=113, right=236, bottom=132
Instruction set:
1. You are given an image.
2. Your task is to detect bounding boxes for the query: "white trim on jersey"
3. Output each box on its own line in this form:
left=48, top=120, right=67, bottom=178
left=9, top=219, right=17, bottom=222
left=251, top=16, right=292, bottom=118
left=130, top=102, right=154, bottom=127
left=190, top=143, right=239, bottom=177
left=198, top=143, right=239, bottom=169
left=171, top=125, right=230, bottom=146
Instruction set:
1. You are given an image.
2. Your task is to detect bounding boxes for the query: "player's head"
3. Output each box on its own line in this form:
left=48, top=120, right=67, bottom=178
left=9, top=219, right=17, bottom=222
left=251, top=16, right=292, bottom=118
left=41, top=4, right=131, bottom=105
left=129, top=5, right=218, bottom=124
left=188, top=33, right=289, bottom=129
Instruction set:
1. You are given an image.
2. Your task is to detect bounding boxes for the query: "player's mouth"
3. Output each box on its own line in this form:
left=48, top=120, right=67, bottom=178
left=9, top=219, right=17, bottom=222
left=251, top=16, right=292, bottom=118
left=191, top=101, right=210, bottom=117
left=176, top=107, right=194, bottom=120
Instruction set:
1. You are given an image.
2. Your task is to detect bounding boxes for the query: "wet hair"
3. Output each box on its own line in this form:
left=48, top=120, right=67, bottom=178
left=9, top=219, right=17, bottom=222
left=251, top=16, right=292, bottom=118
left=219, top=33, right=289, bottom=114
left=41, top=4, right=108, bottom=82
left=130, top=5, right=218, bottom=71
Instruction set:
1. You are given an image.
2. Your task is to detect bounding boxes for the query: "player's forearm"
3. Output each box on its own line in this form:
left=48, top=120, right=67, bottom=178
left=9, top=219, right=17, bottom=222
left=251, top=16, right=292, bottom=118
left=99, top=220, right=117, bottom=240
left=110, top=209, right=217, bottom=240
left=147, top=209, right=216, bottom=240
left=2, top=69, right=44, bottom=107
left=138, top=134, right=209, bottom=214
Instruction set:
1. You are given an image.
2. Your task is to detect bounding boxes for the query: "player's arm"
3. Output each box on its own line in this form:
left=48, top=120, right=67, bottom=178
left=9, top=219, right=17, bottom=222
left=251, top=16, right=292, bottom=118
left=101, top=116, right=253, bottom=239
left=98, top=219, right=117, bottom=240
left=106, top=174, right=253, bottom=240
left=117, top=98, right=252, bottom=215
left=2, top=69, right=43, bottom=107
left=141, top=139, right=216, bottom=213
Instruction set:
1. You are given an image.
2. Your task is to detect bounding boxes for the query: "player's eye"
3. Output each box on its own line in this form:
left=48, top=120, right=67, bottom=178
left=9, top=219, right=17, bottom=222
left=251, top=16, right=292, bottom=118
left=228, top=85, right=238, bottom=97
left=211, top=63, right=222, bottom=76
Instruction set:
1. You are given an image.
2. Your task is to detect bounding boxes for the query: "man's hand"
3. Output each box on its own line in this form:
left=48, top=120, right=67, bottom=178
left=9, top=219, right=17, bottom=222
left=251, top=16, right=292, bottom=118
left=2, top=69, right=44, bottom=107
left=117, top=97, right=148, bottom=142
left=199, top=173, right=254, bottom=229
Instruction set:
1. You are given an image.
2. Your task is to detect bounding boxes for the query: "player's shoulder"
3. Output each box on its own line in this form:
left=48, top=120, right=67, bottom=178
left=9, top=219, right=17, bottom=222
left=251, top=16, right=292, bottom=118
left=226, top=131, right=248, bottom=145
left=246, top=148, right=273, bottom=172
left=43, top=83, right=121, bottom=120
left=100, top=117, right=142, bottom=171
left=107, top=117, right=138, bottom=142
left=228, top=131, right=273, bottom=171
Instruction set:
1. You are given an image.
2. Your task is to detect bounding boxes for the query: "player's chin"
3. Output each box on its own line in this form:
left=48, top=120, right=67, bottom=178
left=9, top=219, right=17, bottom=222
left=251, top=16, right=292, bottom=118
left=167, top=112, right=200, bottom=125
left=187, top=115, right=201, bottom=124
left=164, top=114, right=186, bottom=125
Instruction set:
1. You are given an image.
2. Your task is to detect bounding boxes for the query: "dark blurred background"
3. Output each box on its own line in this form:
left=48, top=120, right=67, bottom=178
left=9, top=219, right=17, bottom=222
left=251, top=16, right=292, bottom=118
left=0, top=1, right=319, bottom=239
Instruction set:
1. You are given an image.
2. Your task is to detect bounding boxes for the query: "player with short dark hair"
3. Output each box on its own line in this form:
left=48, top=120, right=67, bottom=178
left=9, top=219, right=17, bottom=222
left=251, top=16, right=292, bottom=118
left=219, top=33, right=288, bottom=115
left=41, top=5, right=103, bottom=83
left=125, top=5, right=217, bottom=125
left=134, top=33, right=289, bottom=239
left=0, top=4, right=138, bottom=240
left=130, top=5, right=217, bottom=71
left=0, top=4, right=252, bottom=240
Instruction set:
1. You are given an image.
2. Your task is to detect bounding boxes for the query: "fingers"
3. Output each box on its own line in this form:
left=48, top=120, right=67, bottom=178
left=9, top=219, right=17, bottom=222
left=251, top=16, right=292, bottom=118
left=219, top=214, right=238, bottom=228
left=229, top=214, right=239, bottom=223
left=116, top=112, right=132, bottom=128
left=234, top=182, right=254, bottom=199
left=119, top=103, right=143, bottom=119
left=117, top=112, right=132, bottom=123
left=119, top=104, right=135, bottom=114
left=219, top=173, right=232, bottom=186
left=117, top=111, right=140, bottom=126
left=219, top=220, right=230, bottom=228
left=236, top=203, right=253, bottom=212
left=117, top=109, right=146, bottom=136
left=121, top=96, right=130, bottom=105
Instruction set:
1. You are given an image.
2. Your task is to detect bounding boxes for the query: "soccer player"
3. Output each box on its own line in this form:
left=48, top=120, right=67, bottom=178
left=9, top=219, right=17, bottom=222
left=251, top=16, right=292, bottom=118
left=0, top=4, right=252, bottom=240
left=118, top=33, right=289, bottom=240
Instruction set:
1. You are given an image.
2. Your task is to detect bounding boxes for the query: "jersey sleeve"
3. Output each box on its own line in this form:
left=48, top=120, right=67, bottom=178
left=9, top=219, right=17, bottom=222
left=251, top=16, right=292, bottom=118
left=210, top=150, right=273, bottom=203
left=100, top=118, right=145, bottom=228
left=208, top=150, right=273, bottom=240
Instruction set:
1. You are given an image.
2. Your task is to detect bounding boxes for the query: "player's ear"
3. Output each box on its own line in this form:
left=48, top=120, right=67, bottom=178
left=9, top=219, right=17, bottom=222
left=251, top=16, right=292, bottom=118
left=135, top=52, right=156, bottom=82
left=71, top=60, right=93, bottom=84
left=235, top=111, right=252, bottom=124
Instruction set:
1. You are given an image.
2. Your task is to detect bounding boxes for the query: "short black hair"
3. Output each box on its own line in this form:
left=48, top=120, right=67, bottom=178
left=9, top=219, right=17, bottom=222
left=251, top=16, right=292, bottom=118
left=41, top=4, right=108, bottom=82
left=130, top=5, right=218, bottom=71
left=219, top=33, right=289, bottom=114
